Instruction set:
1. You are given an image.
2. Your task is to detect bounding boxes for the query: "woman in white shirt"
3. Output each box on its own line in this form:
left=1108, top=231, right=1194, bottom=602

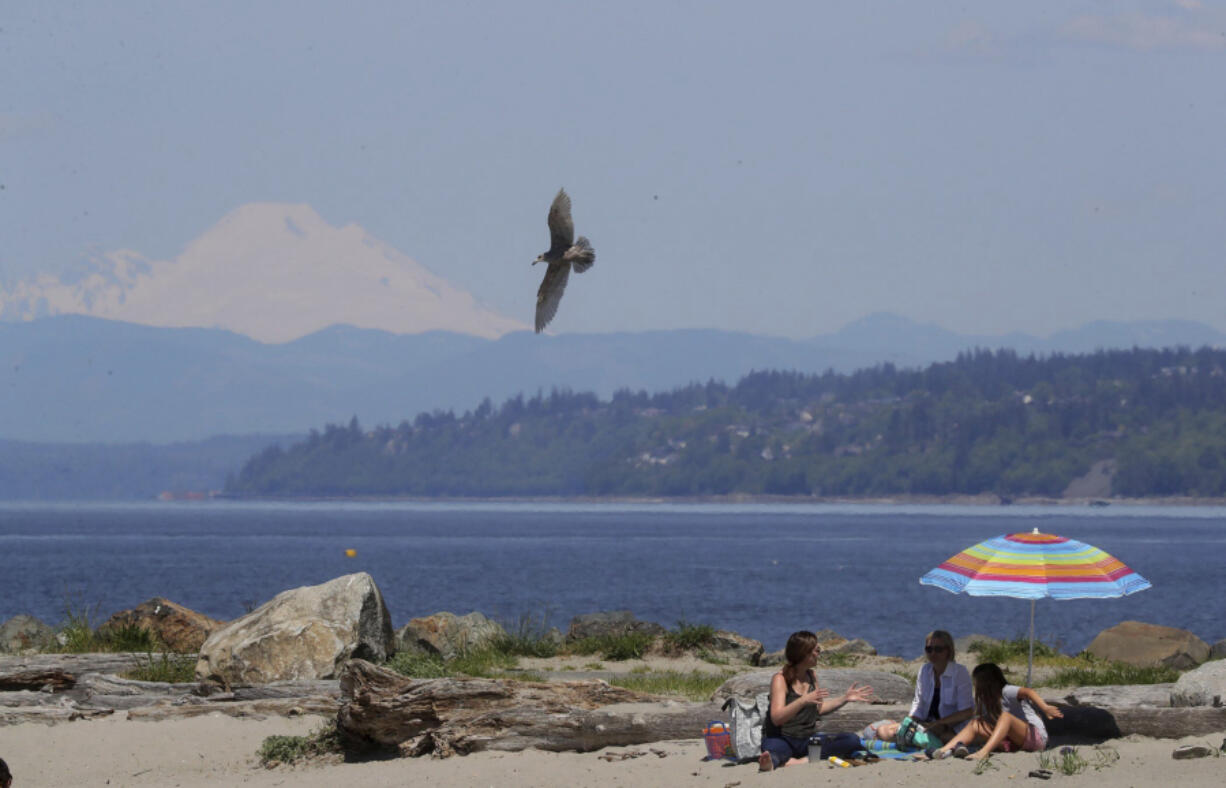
left=908, top=629, right=974, bottom=742
left=860, top=630, right=974, bottom=748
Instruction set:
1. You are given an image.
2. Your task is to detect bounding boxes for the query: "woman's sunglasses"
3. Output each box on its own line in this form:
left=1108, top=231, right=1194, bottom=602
left=925, top=645, right=947, bottom=653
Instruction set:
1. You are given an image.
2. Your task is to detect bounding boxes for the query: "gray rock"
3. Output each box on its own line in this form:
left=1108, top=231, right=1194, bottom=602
left=1209, top=639, right=1226, bottom=661
left=826, top=638, right=877, bottom=656
left=566, top=611, right=666, bottom=641
left=195, top=572, right=394, bottom=685
left=98, top=597, right=223, bottom=653
left=705, top=630, right=764, bottom=665
left=711, top=667, right=913, bottom=705
left=396, top=611, right=507, bottom=661
left=1170, top=659, right=1226, bottom=707
left=0, top=615, right=55, bottom=653
left=1086, top=621, right=1210, bottom=670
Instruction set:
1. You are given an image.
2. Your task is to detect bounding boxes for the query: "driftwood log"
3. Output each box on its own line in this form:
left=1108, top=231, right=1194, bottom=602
left=0, top=706, right=115, bottom=726
left=0, top=652, right=151, bottom=680
left=337, top=658, right=720, bottom=758
left=0, top=652, right=343, bottom=723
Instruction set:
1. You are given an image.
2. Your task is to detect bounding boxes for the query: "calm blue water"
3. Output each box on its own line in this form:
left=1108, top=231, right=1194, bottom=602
left=2, top=502, right=1223, bottom=658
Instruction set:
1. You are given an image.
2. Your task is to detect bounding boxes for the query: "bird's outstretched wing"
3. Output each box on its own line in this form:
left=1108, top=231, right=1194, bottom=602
left=547, top=188, right=574, bottom=254
left=535, top=263, right=570, bottom=333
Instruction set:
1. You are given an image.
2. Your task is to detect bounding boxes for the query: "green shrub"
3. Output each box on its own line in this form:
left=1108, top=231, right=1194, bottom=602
left=103, top=623, right=158, bottom=653
left=662, top=621, right=716, bottom=652
left=258, top=722, right=343, bottom=766
left=566, top=632, right=654, bottom=661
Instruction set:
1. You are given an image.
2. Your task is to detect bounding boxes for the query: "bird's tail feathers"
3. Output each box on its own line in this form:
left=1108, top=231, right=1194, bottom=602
left=571, top=236, right=596, bottom=272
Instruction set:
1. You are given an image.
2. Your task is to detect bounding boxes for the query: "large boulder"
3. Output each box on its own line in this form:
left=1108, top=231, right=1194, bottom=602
left=566, top=611, right=666, bottom=642
left=707, top=630, right=764, bottom=665
left=396, top=612, right=507, bottom=660
left=1210, top=639, right=1226, bottom=661
left=1085, top=621, right=1210, bottom=670
left=0, top=615, right=55, bottom=653
left=1170, top=659, right=1226, bottom=707
left=98, top=597, right=224, bottom=653
left=711, top=668, right=912, bottom=705
left=195, top=572, right=394, bottom=685
left=826, top=638, right=877, bottom=657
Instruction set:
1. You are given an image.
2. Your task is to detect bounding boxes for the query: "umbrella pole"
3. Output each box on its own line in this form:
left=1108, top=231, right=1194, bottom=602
left=1027, top=599, right=1035, bottom=687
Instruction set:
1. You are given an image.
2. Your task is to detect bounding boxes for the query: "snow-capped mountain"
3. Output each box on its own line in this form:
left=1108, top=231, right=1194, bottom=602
left=0, top=203, right=527, bottom=342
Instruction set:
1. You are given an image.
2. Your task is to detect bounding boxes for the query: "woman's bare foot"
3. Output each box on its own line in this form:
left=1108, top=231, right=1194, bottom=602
left=758, top=752, right=774, bottom=772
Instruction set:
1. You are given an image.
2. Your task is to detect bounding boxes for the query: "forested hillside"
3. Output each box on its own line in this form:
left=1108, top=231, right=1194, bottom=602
left=226, top=347, right=1226, bottom=499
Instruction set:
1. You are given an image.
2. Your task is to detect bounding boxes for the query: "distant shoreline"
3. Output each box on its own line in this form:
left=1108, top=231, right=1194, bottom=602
left=207, top=492, right=1226, bottom=507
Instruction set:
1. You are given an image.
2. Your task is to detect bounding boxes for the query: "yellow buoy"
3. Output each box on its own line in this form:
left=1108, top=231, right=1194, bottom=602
left=344, top=549, right=357, bottom=558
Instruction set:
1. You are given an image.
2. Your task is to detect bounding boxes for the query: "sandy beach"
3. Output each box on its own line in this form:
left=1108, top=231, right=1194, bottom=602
left=1, top=710, right=1222, bottom=787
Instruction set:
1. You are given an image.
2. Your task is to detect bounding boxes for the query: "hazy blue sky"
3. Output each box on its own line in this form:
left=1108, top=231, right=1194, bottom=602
left=2, top=1, right=1224, bottom=338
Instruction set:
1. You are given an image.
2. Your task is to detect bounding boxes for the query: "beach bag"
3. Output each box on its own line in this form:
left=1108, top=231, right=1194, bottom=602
left=721, top=691, right=770, bottom=761
left=702, top=721, right=735, bottom=761
left=895, top=716, right=943, bottom=751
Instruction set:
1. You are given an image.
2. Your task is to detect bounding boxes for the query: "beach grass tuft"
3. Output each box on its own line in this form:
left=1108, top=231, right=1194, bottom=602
left=1038, top=745, right=1088, bottom=775
left=1045, top=660, right=1179, bottom=687
left=607, top=669, right=735, bottom=701
left=52, top=593, right=104, bottom=653
left=494, top=611, right=561, bottom=658
left=970, top=636, right=1061, bottom=664
left=123, top=652, right=197, bottom=683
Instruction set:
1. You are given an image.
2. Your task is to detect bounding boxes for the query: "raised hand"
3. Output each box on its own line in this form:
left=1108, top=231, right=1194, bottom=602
left=843, top=682, right=875, bottom=703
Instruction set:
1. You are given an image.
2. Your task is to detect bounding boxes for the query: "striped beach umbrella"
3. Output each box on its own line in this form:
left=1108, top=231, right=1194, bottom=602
left=920, top=528, right=1151, bottom=684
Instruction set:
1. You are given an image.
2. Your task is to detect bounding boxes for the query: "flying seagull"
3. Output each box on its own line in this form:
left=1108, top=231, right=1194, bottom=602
left=533, top=188, right=595, bottom=333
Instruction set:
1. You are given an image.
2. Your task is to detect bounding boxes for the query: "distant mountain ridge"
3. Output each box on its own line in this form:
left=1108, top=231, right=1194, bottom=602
left=3, top=313, right=1224, bottom=444
left=0, top=203, right=526, bottom=341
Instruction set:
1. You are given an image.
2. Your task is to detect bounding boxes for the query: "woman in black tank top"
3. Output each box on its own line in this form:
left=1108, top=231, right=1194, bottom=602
left=758, top=631, right=875, bottom=771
